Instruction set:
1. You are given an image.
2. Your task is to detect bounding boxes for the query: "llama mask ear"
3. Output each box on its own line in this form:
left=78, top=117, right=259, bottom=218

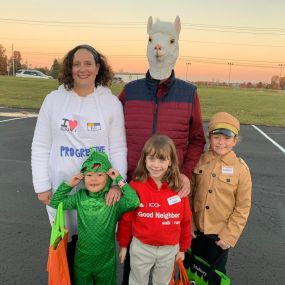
left=174, top=16, right=181, bottom=36
left=147, top=16, right=153, bottom=35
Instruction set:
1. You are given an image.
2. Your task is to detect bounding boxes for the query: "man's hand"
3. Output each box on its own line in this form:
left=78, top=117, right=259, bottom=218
left=68, top=173, right=84, bottom=188
left=119, top=247, right=127, bottom=263
left=176, top=251, right=185, bottom=261
left=105, top=185, right=121, bottom=206
left=177, top=174, right=191, bottom=198
left=37, top=190, right=52, bottom=205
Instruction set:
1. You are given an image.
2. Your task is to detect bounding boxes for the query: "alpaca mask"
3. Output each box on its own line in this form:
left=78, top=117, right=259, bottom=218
left=147, top=16, right=181, bottom=80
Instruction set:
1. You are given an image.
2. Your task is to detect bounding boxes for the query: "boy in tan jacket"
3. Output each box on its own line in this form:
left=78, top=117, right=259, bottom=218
left=190, top=112, right=252, bottom=274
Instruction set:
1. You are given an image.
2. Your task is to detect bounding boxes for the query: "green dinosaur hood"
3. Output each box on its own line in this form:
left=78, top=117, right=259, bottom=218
left=80, top=149, right=112, bottom=191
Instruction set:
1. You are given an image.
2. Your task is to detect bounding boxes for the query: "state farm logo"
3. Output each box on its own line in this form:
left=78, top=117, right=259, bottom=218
left=148, top=202, right=161, bottom=208
left=60, top=118, right=78, bottom=132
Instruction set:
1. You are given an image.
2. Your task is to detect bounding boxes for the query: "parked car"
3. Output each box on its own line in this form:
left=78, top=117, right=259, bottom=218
left=16, top=69, right=53, bottom=79
left=112, top=76, right=124, bottom=84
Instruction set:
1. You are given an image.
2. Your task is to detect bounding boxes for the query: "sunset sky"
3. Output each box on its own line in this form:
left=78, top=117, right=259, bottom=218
left=1, top=0, right=285, bottom=83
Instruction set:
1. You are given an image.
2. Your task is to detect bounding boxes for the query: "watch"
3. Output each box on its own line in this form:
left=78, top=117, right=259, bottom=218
left=113, top=174, right=127, bottom=188
left=118, top=178, right=127, bottom=188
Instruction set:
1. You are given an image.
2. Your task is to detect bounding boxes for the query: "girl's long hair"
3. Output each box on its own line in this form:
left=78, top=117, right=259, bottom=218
left=134, top=134, right=182, bottom=190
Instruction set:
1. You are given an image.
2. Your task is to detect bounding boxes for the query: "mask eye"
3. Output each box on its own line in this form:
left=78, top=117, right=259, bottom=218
left=148, top=37, right=152, bottom=42
left=170, top=39, right=175, bottom=44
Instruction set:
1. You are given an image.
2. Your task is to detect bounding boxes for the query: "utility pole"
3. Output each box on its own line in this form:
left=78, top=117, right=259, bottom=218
left=186, top=62, right=191, bottom=81
left=227, top=62, right=234, bottom=86
left=279, top=64, right=283, bottom=77
left=12, top=44, right=15, bottom=76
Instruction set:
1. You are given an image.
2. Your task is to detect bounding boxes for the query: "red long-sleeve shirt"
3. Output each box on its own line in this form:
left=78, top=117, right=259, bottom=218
left=117, top=176, right=192, bottom=252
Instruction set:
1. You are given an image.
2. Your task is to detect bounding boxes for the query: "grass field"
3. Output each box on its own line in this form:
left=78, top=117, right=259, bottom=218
left=0, top=76, right=284, bottom=127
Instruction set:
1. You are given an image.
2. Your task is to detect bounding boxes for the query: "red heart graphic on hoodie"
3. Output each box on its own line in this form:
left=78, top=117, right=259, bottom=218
left=69, top=120, right=78, bottom=131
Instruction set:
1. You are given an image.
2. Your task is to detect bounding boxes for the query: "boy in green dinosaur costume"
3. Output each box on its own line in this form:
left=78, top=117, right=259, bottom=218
left=50, top=149, right=140, bottom=285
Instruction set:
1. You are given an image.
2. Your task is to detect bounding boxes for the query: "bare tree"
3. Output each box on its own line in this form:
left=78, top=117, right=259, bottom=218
left=0, top=44, right=8, bottom=75
left=271, top=75, right=280, bottom=90
left=8, top=50, right=22, bottom=74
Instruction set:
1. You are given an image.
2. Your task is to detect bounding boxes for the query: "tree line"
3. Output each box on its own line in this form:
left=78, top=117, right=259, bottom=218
left=0, top=44, right=61, bottom=79
left=0, top=43, right=284, bottom=89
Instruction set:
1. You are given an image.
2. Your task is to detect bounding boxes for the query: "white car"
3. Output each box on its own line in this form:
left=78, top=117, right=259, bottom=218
left=16, top=69, right=53, bottom=79
left=112, top=76, right=124, bottom=84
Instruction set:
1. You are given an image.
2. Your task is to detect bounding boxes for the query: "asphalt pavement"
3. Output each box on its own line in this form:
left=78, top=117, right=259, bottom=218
left=0, top=108, right=284, bottom=285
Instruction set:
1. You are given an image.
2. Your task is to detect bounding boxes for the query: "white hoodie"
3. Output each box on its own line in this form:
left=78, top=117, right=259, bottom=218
left=31, top=85, right=127, bottom=236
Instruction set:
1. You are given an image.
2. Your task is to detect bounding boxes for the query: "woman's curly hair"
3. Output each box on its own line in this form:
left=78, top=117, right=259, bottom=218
left=58, top=44, right=114, bottom=90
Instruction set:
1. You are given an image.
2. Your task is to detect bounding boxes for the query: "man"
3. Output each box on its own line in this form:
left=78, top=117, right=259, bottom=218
left=119, top=16, right=206, bottom=284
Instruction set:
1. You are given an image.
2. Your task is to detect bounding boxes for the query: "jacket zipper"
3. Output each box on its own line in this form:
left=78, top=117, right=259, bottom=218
left=152, top=92, right=159, bottom=134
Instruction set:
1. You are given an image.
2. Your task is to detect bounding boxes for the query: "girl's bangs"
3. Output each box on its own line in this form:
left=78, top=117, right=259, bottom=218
left=146, top=145, right=170, bottom=160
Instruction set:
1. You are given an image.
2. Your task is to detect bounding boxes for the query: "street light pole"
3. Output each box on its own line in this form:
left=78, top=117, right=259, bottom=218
left=228, top=62, right=234, bottom=86
left=279, top=64, right=284, bottom=78
left=12, top=44, right=15, bottom=77
left=186, top=62, right=191, bottom=82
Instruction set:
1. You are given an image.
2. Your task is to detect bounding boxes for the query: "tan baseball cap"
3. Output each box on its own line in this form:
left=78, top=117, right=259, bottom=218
left=208, top=112, right=240, bottom=137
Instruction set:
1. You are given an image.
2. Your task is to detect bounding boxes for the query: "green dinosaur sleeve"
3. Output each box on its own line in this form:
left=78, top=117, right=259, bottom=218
left=118, top=183, right=140, bottom=215
left=50, top=181, right=78, bottom=210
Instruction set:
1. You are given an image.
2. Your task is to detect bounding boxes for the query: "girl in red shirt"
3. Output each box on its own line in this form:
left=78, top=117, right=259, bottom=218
left=117, top=134, right=191, bottom=285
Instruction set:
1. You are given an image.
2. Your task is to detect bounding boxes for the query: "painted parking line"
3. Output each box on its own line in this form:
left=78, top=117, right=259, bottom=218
left=0, top=117, right=35, bottom=123
left=0, top=112, right=38, bottom=117
left=252, top=125, right=285, bottom=154
left=0, top=112, right=38, bottom=123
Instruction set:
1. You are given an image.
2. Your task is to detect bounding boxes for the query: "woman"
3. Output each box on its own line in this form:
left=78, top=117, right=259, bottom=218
left=31, top=44, right=126, bottom=283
